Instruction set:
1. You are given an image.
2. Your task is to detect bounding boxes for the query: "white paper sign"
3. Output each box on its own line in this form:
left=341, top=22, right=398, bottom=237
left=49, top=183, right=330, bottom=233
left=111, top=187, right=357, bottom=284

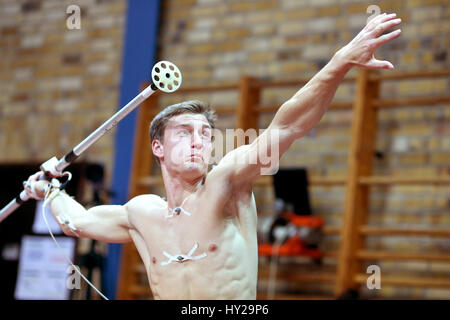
left=14, top=235, right=76, bottom=300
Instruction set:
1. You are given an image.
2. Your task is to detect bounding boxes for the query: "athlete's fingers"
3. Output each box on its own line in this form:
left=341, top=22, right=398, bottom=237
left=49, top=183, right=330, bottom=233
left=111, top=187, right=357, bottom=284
left=373, top=18, right=402, bottom=37
left=367, top=12, right=396, bottom=31
left=367, top=12, right=386, bottom=28
left=29, top=171, right=44, bottom=183
left=374, top=29, right=402, bottom=48
left=377, top=12, right=397, bottom=25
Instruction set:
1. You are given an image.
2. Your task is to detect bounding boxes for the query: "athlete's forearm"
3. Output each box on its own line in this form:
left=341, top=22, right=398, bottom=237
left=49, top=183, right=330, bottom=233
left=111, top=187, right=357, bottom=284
left=49, top=191, right=87, bottom=236
left=49, top=191, right=132, bottom=242
left=271, top=51, right=351, bottom=138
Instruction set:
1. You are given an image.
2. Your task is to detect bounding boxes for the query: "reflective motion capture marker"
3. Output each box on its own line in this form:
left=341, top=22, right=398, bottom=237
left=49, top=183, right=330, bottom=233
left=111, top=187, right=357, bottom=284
left=151, top=61, right=182, bottom=93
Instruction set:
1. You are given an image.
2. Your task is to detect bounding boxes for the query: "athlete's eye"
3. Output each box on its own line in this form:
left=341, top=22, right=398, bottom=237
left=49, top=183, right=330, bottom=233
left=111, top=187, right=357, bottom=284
left=179, top=129, right=189, bottom=135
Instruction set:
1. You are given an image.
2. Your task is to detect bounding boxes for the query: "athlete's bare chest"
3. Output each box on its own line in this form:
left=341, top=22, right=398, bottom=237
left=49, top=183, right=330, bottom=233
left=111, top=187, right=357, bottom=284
left=131, top=197, right=230, bottom=257
left=127, top=192, right=257, bottom=299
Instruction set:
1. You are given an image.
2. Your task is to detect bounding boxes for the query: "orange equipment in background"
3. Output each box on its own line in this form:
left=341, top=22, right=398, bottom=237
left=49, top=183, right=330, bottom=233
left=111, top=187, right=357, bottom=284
left=258, top=210, right=324, bottom=263
left=257, top=169, right=324, bottom=263
left=258, top=212, right=324, bottom=260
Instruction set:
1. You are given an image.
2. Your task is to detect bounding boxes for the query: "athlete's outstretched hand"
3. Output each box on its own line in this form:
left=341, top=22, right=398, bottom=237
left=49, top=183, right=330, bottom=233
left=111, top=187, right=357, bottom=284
left=336, top=13, right=402, bottom=70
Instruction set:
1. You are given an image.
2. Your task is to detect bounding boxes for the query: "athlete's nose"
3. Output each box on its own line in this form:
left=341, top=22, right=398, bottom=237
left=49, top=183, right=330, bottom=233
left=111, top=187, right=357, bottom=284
left=191, top=130, right=203, bottom=149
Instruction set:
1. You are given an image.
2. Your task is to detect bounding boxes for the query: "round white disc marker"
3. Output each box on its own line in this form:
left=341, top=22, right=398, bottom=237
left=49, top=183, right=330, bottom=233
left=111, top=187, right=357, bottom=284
left=151, top=61, right=182, bottom=93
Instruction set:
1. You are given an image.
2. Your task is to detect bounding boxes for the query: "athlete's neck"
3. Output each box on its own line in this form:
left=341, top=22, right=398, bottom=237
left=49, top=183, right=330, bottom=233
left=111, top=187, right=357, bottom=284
left=161, top=166, right=205, bottom=208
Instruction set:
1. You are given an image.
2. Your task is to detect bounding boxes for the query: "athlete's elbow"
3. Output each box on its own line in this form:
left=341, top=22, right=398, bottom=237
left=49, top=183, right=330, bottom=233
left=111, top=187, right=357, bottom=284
left=59, top=215, right=87, bottom=238
left=60, top=224, right=81, bottom=238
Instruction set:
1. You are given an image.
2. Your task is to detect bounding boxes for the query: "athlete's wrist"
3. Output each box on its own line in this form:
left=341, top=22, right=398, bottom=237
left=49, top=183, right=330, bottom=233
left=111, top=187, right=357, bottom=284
left=332, top=49, right=354, bottom=73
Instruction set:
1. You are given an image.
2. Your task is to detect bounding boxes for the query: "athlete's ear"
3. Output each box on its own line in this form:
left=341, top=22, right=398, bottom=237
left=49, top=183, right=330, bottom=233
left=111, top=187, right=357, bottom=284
left=152, top=139, right=164, bottom=162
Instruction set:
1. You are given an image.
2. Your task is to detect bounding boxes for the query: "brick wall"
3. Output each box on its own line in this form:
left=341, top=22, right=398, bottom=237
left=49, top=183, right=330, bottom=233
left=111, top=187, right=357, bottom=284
left=156, top=0, right=450, bottom=298
left=0, top=0, right=127, bottom=186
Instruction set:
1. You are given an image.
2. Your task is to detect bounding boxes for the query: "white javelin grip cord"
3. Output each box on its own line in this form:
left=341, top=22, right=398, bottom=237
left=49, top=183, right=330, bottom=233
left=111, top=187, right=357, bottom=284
left=0, top=61, right=182, bottom=223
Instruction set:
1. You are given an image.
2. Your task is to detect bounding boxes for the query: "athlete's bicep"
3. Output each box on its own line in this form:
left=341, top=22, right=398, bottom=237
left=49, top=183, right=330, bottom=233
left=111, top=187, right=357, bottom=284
left=216, top=125, right=295, bottom=187
left=76, top=203, right=133, bottom=243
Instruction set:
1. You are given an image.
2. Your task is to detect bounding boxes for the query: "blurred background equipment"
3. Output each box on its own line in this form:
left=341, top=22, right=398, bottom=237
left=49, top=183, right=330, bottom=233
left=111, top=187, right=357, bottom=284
left=0, top=163, right=87, bottom=300
left=257, top=169, right=324, bottom=299
left=257, top=169, right=324, bottom=262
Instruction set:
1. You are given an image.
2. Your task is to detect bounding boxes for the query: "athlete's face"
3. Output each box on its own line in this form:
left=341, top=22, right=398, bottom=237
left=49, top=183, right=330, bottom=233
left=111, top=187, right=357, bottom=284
left=154, top=113, right=213, bottom=177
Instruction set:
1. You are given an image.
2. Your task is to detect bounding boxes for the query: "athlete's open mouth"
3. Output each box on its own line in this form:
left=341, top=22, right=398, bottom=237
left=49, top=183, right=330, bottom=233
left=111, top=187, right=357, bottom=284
left=190, top=154, right=203, bottom=160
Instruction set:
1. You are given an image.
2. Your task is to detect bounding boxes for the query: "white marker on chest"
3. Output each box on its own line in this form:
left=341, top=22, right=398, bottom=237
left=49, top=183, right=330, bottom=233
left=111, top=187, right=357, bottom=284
left=164, top=195, right=192, bottom=218
left=161, top=242, right=207, bottom=266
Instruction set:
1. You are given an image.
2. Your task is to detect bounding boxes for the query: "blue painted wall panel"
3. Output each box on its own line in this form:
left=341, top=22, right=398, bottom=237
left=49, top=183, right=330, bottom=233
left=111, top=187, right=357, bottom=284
left=104, top=0, right=160, bottom=300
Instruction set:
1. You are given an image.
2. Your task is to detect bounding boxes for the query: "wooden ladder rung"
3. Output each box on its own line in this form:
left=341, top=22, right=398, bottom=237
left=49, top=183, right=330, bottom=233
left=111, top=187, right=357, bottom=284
left=322, top=226, right=341, bottom=235
left=176, top=83, right=238, bottom=93
left=252, top=76, right=355, bottom=89
left=359, top=176, right=450, bottom=185
left=255, top=176, right=346, bottom=186
left=354, top=274, right=450, bottom=288
left=322, top=250, right=339, bottom=258
left=139, top=175, right=450, bottom=189
left=356, top=250, right=450, bottom=262
left=257, top=101, right=353, bottom=113
left=138, top=175, right=347, bottom=187
left=258, top=268, right=336, bottom=284
left=214, top=106, right=238, bottom=115
left=370, top=69, right=450, bottom=81
left=373, top=96, right=450, bottom=108
left=360, top=226, right=450, bottom=237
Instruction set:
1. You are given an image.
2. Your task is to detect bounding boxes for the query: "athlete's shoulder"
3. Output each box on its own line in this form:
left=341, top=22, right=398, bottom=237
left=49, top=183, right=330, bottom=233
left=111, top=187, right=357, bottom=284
left=125, top=194, right=166, bottom=210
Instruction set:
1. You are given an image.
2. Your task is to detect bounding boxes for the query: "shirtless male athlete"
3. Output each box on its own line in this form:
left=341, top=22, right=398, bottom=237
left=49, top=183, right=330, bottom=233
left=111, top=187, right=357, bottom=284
left=25, top=13, right=401, bottom=299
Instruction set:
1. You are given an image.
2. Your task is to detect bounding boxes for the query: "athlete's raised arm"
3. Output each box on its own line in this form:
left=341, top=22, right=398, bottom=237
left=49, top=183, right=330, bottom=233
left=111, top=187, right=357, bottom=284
left=217, top=13, right=402, bottom=187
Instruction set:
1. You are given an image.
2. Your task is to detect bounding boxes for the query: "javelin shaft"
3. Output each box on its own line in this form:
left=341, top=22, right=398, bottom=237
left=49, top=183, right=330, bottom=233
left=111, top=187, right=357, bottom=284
left=0, top=83, right=157, bottom=223
left=56, top=83, right=157, bottom=172
left=0, top=191, right=30, bottom=223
